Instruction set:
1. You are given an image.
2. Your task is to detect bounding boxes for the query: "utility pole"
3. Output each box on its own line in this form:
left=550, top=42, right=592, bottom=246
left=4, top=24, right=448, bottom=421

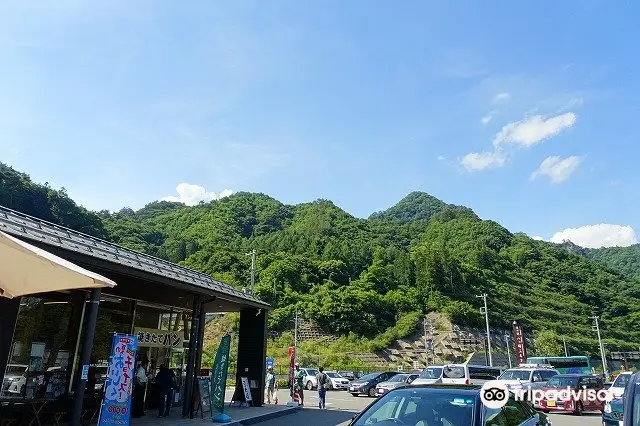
left=477, top=293, right=493, bottom=366
left=294, top=308, right=299, bottom=351
left=590, top=316, right=608, bottom=379
left=246, top=249, right=256, bottom=294
left=563, top=336, right=568, bottom=357
left=505, top=333, right=512, bottom=368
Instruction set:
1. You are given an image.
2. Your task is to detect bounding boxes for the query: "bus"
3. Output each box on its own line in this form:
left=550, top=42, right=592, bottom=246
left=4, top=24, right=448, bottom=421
left=526, top=356, right=591, bottom=374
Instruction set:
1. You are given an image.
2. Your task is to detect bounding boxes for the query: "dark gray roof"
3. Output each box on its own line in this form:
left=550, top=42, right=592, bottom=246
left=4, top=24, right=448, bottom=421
left=0, top=205, right=268, bottom=308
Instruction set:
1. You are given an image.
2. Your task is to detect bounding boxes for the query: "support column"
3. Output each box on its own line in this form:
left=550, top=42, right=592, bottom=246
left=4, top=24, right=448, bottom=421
left=0, top=297, right=20, bottom=381
left=190, top=301, right=207, bottom=418
left=182, top=295, right=200, bottom=418
left=234, top=308, right=267, bottom=406
left=70, top=288, right=101, bottom=426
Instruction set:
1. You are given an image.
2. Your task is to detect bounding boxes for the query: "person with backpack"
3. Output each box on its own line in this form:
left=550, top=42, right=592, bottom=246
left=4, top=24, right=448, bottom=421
left=315, top=367, right=330, bottom=409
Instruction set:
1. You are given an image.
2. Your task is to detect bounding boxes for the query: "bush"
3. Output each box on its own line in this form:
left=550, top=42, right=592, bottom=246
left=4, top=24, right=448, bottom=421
left=442, top=300, right=482, bottom=327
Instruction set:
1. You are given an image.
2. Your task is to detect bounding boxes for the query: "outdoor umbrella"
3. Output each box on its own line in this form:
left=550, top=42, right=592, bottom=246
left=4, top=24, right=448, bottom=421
left=0, top=230, right=116, bottom=298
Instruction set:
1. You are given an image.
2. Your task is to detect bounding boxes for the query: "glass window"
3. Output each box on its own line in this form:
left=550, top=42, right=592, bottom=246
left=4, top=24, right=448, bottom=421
left=419, top=367, right=443, bottom=379
left=443, top=366, right=466, bottom=379
left=3, top=296, right=74, bottom=399
left=498, top=370, right=531, bottom=381
left=540, top=370, right=557, bottom=381
left=546, top=376, right=579, bottom=388
left=484, top=399, right=532, bottom=425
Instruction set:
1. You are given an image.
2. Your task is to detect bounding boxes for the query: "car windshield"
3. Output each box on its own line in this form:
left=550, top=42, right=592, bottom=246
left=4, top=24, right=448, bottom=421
left=443, top=366, right=466, bottom=379
left=419, top=367, right=443, bottom=379
left=353, top=388, right=476, bottom=425
left=613, top=374, right=631, bottom=388
left=546, top=376, right=580, bottom=388
left=358, top=373, right=381, bottom=382
left=498, top=370, right=531, bottom=381
left=389, top=374, right=408, bottom=382
left=326, top=372, right=341, bottom=378
left=306, top=369, right=318, bottom=376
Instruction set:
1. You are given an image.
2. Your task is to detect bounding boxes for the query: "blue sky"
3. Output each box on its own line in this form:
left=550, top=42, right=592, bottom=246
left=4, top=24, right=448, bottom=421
left=1, top=1, right=639, bottom=248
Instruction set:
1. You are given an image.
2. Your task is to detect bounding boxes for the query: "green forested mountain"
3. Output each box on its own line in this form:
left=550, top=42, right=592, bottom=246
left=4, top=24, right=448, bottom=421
left=586, top=245, right=640, bottom=278
left=3, top=162, right=640, bottom=355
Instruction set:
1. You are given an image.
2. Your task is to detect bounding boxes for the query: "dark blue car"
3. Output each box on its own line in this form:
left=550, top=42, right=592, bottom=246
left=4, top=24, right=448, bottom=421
left=602, top=397, right=624, bottom=425
left=348, top=385, right=552, bottom=426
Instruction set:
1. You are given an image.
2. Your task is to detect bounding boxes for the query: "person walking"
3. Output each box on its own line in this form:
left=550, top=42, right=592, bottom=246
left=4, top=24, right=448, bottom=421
left=294, top=363, right=305, bottom=406
left=315, top=367, right=329, bottom=409
left=265, top=366, right=278, bottom=404
left=155, top=364, right=175, bottom=417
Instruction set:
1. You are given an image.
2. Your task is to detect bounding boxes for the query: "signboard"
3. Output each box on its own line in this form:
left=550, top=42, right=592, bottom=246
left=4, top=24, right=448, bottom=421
left=196, top=377, right=212, bottom=417
left=134, top=327, right=182, bottom=348
left=81, top=365, right=89, bottom=380
left=512, top=320, right=528, bottom=365
left=210, top=334, right=231, bottom=414
left=240, top=377, right=252, bottom=403
left=610, top=352, right=640, bottom=360
left=98, top=334, right=138, bottom=426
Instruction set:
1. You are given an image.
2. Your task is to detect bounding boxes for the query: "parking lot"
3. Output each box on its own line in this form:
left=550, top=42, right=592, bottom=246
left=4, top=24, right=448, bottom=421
left=258, top=389, right=604, bottom=426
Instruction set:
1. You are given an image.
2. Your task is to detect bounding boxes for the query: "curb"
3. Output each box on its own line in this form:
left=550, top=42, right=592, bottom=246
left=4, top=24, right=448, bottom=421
left=227, top=407, right=299, bottom=425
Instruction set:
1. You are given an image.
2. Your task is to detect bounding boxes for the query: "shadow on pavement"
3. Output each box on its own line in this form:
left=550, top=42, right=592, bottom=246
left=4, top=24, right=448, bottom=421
left=296, top=407, right=357, bottom=425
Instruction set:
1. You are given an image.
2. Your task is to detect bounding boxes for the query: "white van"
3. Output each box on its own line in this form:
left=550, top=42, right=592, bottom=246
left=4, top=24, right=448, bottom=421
left=441, top=364, right=502, bottom=385
left=411, top=365, right=444, bottom=385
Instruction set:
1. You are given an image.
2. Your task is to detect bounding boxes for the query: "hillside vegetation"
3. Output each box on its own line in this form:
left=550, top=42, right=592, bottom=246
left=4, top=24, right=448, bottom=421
left=3, top=162, right=640, bottom=356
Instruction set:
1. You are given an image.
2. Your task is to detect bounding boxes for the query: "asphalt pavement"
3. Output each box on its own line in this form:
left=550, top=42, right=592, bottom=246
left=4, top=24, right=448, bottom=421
left=259, top=389, right=604, bottom=426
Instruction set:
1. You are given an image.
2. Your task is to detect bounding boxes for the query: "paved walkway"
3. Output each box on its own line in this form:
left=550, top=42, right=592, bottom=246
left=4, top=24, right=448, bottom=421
left=130, top=404, right=297, bottom=426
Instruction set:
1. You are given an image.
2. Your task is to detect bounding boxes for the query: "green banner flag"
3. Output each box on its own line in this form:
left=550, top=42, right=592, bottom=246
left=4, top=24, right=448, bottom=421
left=210, top=334, right=231, bottom=415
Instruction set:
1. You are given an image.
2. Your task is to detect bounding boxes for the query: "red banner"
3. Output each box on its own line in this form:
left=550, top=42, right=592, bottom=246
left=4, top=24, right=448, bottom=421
left=512, top=320, right=527, bottom=365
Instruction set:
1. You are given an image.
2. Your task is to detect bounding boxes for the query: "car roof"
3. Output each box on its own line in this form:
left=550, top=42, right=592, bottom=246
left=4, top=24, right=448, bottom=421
left=554, top=374, right=586, bottom=377
left=394, top=384, right=482, bottom=393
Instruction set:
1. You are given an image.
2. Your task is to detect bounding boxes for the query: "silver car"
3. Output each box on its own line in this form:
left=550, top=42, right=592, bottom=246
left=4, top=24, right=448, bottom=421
left=375, top=373, right=418, bottom=397
left=412, top=365, right=444, bottom=386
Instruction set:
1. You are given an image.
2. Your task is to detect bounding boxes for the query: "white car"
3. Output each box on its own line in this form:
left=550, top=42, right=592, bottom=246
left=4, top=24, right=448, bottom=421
left=325, top=371, right=350, bottom=390
left=608, top=371, right=633, bottom=399
left=412, top=365, right=444, bottom=385
left=299, top=368, right=320, bottom=390
left=3, top=364, right=27, bottom=396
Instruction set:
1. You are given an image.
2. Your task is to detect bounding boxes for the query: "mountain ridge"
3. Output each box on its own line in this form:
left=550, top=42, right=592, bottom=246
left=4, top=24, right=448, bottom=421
left=3, top=161, right=640, bottom=356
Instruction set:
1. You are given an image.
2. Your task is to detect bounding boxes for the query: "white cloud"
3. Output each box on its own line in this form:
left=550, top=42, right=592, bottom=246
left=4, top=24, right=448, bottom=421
left=461, top=151, right=506, bottom=171
left=530, top=155, right=583, bottom=183
left=161, top=183, right=234, bottom=206
left=481, top=115, right=492, bottom=124
left=493, top=92, right=511, bottom=103
left=532, top=235, right=544, bottom=241
left=493, top=112, right=577, bottom=149
left=437, top=155, right=446, bottom=161
left=550, top=224, right=638, bottom=248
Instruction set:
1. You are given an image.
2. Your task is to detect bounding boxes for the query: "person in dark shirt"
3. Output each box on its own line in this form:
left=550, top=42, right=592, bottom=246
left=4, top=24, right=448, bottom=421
left=155, top=365, right=175, bottom=417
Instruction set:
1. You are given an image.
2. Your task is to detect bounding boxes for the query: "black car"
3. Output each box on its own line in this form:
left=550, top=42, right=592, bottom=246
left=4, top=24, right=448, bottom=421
left=623, top=370, right=640, bottom=424
left=348, top=385, right=552, bottom=426
left=349, top=371, right=397, bottom=397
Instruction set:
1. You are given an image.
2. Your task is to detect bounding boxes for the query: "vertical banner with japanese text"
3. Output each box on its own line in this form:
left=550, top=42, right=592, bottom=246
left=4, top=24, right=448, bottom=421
left=98, top=334, right=138, bottom=426
left=210, top=334, right=231, bottom=415
left=512, top=320, right=528, bottom=365
left=288, top=346, right=295, bottom=395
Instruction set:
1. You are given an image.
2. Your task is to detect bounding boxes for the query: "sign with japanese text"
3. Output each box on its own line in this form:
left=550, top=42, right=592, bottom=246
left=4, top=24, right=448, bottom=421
left=512, top=320, right=528, bottom=365
left=210, top=334, right=231, bottom=414
left=134, top=327, right=182, bottom=348
left=98, top=334, right=138, bottom=426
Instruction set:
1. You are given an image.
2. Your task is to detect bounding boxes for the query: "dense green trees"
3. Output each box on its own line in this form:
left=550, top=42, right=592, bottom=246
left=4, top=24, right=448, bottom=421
left=3, top=162, right=640, bottom=356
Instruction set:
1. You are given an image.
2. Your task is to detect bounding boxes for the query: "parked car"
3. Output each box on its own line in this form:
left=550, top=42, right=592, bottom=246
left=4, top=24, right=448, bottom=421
left=338, top=371, right=358, bottom=381
left=376, top=373, right=418, bottom=397
left=325, top=371, right=350, bottom=390
left=539, top=374, right=605, bottom=415
left=602, top=396, right=624, bottom=425
left=412, top=365, right=444, bottom=385
left=347, top=384, right=552, bottom=425
left=2, top=364, right=27, bottom=395
left=299, top=368, right=320, bottom=390
left=349, top=371, right=397, bottom=397
left=623, top=371, right=640, bottom=425
left=496, top=365, right=559, bottom=392
left=608, top=371, right=633, bottom=399
left=440, top=364, right=502, bottom=385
